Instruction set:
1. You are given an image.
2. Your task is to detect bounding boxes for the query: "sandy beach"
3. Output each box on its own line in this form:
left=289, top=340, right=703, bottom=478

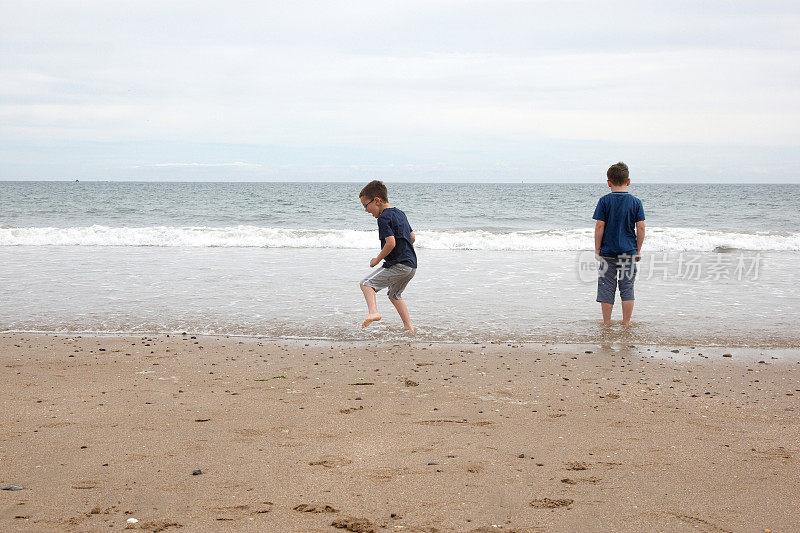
left=1, top=334, right=798, bottom=532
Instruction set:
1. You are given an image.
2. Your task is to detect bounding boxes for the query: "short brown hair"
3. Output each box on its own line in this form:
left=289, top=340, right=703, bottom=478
left=359, top=180, right=388, bottom=202
left=607, top=162, right=629, bottom=185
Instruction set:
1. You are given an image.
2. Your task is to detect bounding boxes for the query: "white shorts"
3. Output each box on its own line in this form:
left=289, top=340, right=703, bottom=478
left=360, top=263, right=416, bottom=300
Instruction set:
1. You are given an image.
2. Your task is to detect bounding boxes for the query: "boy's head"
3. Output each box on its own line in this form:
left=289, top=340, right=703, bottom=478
left=359, top=180, right=389, bottom=217
left=606, top=162, right=630, bottom=186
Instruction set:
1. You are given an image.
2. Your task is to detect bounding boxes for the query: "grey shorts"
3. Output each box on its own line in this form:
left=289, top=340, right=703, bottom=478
left=597, top=256, right=637, bottom=304
left=360, top=263, right=416, bottom=300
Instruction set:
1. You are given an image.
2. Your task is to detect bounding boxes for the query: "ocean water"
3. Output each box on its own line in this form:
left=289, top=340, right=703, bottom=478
left=1, top=182, right=799, bottom=346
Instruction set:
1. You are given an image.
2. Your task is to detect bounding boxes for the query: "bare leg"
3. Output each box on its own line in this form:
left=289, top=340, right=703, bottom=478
left=601, top=302, right=613, bottom=325
left=621, top=300, right=634, bottom=325
left=389, top=297, right=414, bottom=333
left=360, top=285, right=381, bottom=327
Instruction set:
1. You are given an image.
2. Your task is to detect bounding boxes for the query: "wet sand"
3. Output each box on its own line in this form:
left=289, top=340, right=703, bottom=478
left=1, top=334, right=798, bottom=532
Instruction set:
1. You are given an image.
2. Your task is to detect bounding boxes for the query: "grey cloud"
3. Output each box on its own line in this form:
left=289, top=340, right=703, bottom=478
left=1, top=1, right=799, bottom=181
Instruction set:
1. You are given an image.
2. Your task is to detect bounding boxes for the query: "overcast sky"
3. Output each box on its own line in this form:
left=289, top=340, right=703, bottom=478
left=1, top=0, right=799, bottom=182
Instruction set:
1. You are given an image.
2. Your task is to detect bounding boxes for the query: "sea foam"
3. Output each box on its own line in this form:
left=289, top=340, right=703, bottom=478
left=0, top=225, right=798, bottom=251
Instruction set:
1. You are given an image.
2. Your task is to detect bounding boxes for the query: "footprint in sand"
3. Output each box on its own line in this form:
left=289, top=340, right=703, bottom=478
left=294, top=503, right=339, bottom=513
left=413, top=419, right=467, bottom=426
left=669, top=512, right=732, bottom=533
left=561, top=476, right=601, bottom=485
left=564, top=461, right=590, bottom=471
left=308, top=456, right=353, bottom=468
left=135, top=519, right=183, bottom=530
left=466, top=462, right=484, bottom=474
left=331, top=516, right=376, bottom=532
left=212, top=503, right=273, bottom=521
left=751, top=447, right=793, bottom=460
left=529, top=498, right=574, bottom=509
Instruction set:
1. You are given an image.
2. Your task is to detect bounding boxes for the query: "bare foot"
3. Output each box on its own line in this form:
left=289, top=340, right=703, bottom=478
left=362, top=314, right=381, bottom=328
left=402, top=326, right=416, bottom=334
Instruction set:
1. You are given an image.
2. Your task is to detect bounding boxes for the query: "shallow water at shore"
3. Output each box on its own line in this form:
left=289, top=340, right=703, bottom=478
left=2, top=247, right=797, bottom=347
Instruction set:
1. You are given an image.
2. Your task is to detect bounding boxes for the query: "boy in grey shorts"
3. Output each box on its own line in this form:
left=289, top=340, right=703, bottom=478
left=358, top=180, right=417, bottom=333
left=593, top=162, right=646, bottom=325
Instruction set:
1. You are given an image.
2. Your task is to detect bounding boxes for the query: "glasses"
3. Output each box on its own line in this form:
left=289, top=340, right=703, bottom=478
left=362, top=198, right=376, bottom=210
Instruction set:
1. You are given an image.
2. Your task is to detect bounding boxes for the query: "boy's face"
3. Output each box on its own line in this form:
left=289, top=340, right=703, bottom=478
left=360, top=195, right=381, bottom=218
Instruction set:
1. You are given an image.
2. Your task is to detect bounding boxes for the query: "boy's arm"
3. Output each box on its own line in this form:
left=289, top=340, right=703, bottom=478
left=635, top=220, right=645, bottom=261
left=594, top=220, right=605, bottom=259
left=410, top=231, right=415, bottom=244
left=370, top=236, right=396, bottom=267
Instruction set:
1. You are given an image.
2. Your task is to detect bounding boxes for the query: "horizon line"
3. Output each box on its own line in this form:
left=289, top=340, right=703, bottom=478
left=2, top=180, right=799, bottom=185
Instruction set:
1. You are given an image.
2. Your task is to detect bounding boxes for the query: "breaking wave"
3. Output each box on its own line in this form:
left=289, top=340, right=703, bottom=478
left=0, top=225, right=799, bottom=251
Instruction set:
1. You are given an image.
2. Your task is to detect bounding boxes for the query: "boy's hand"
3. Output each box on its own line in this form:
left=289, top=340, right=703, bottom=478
left=371, top=236, right=394, bottom=268
left=635, top=254, right=642, bottom=262
left=594, top=220, right=605, bottom=261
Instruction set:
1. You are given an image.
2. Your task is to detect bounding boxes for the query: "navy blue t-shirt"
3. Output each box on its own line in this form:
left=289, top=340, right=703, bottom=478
left=592, top=192, right=645, bottom=257
left=377, top=207, right=417, bottom=268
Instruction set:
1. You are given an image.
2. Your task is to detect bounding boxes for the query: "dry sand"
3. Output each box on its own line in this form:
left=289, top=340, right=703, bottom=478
left=1, top=334, right=798, bottom=532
